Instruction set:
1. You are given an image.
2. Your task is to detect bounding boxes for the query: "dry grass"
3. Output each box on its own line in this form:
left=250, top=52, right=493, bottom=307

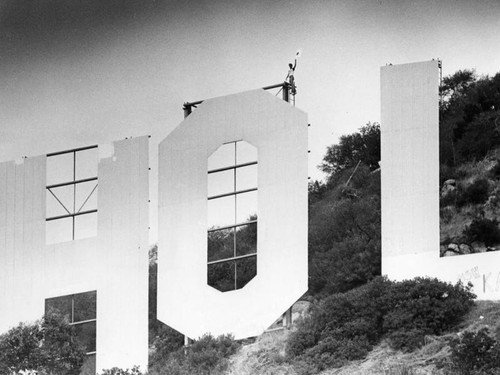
left=317, top=340, right=446, bottom=375
left=457, top=300, right=500, bottom=336
left=225, top=301, right=310, bottom=375
left=226, top=329, right=297, bottom=375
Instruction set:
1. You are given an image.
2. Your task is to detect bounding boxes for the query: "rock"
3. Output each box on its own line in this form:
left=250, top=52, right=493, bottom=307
left=440, top=245, right=447, bottom=255
left=441, top=180, right=457, bottom=197
left=443, top=179, right=456, bottom=186
left=442, top=243, right=460, bottom=256
left=471, top=241, right=486, bottom=252
left=443, top=250, right=458, bottom=257
left=459, top=243, right=472, bottom=254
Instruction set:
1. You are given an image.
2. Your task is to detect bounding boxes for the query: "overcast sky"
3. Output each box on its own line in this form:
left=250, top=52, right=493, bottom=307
left=1, top=0, right=499, bottom=243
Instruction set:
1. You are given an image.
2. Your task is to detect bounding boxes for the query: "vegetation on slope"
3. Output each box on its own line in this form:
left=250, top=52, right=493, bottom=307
left=286, top=277, right=475, bottom=374
left=439, top=70, right=500, bottom=255
left=308, top=122, right=381, bottom=298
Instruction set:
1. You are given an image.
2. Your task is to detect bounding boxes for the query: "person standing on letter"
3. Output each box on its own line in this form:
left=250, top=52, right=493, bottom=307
left=287, top=59, right=297, bottom=95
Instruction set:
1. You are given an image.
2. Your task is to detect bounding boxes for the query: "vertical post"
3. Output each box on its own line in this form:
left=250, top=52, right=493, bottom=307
left=184, top=336, right=193, bottom=346
left=283, top=307, right=292, bottom=329
left=183, top=104, right=192, bottom=118
left=72, top=151, right=76, bottom=240
left=282, top=82, right=289, bottom=102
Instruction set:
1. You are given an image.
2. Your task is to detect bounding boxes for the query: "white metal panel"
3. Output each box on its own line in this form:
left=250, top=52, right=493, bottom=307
left=381, top=60, right=440, bottom=259
left=0, top=136, right=149, bottom=372
left=158, top=89, right=308, bottom=340
left=381, top=60, right=500, bottom=300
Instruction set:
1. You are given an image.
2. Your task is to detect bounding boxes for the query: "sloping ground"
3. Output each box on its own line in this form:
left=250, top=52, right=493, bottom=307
left=225, top=301, right=500, bottom=375
left=440, top=149, right=500, bottom=255
left=226, top=329, right=297, bottom=375
left=226, top=301, right=310, bottom=375
left=320, top=338, right=449, bottom=375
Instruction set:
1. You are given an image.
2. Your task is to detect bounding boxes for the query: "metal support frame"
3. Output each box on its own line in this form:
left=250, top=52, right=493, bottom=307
left=264, top=306, right=294, bottom=334
left=46, top=291, right=97, bottom=356
left=207, top=140, right=258, bottom=292
left=184, top=336, right=193, bottom=346
left=46, top=145, right=99, bottom=241
left=46, top=144, right=97, bottom=157
left=182, top=82, right=292, bottom=117
left=283, top=306, right=292, bottom=329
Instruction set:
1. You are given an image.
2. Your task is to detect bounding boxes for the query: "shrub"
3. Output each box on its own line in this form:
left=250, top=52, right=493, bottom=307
left=386, top=328, right=426, bottom=353
left=303, top=335, right=371, bottom=369
left=185, top=334, right=240, bottom=372
left=149, top=333, right=240, bottom=375
left=383, top=278, right=476, bottom=336
left=489, top=161, right=500, bottom=179
left=100, top=367, right=144, bottom=375
left=150, top=324, right=184, bottom=366
left=287, top=277, right=390, bottom=365
left=440, top=206, right=455, bottom=224
left=448, top=328, right=500, bottom=375
left=463, top=217, right=500, bottom=246
left=440, top=164, right=457, bottom=185
left=308, top=190, right=381, bottom=297
left=457, top=178, right=490, bottom=207
left=440, top=189, right=458, bottom=208
left=286, top=277, right=475, bottom=371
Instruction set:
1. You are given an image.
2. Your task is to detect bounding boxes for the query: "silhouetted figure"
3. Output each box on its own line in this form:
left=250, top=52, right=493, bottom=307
left=287, top=59, right=297, bottom=95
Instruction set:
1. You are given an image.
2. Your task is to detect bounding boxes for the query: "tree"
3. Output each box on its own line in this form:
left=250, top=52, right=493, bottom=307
left=439, top=70, right=500, bottom=166
left=0, top=313, right=86, bottom=375
left=440, top=69, right=476, bottom=112
left=320, top=122, right=380, bottom=177
left=308, top=165, right=381, bottom=297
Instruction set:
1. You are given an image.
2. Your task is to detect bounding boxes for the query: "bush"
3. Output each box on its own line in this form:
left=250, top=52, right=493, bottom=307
left=440, top=189, right=458, bottom=208
left=386, top=328, right=426, bottom=352
left=149, top=333, right=240, bottom=375
left=0, top=313, right=86, bottom=375
left=308, top=182, right=381, bottom=297
left=440, top=164, right=457, bottom=185
left=383, top=278, right=475, bottom=338
left=457, top=178, right=490, bottom=207
left=463, top=217, right=500, bottom=246
left=286, top=277, right=475, bottom=371
left=150, top=324, right=184, bottom=366
left=304, top=335, right=371, bottom=369
left=100, top=367, right=144, bottom=375
left=448, top=328, right=500, bottom=375
left=287, top=278, right=390, bottom=364
left=489, top=161, right=500, bottom=179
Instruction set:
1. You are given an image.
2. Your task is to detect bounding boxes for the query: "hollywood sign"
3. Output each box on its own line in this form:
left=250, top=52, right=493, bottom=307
left=1, top=60, right=498, bottom=373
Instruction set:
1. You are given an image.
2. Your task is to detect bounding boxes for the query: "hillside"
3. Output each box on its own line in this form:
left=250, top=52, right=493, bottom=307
left=440, top=147, right=500, bottom=256
left=225, top=300, right=500, bottom=375
left=439, top=70, right=500, bottom=256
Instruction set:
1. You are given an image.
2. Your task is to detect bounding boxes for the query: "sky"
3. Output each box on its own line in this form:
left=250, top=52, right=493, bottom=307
left=1, top=0, right=500, bottom=243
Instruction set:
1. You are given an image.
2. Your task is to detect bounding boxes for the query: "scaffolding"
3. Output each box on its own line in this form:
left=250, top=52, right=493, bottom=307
left=182, top=82, right=296, bottom=118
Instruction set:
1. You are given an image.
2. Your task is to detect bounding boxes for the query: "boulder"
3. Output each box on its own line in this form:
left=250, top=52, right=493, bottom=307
left=441, top=180, right=457, bottom=197
left=443, top=250, right=458, bottom=257
left=443, top=179, right=456, bottom=186
left=459, top=243, right=472, bottom=254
